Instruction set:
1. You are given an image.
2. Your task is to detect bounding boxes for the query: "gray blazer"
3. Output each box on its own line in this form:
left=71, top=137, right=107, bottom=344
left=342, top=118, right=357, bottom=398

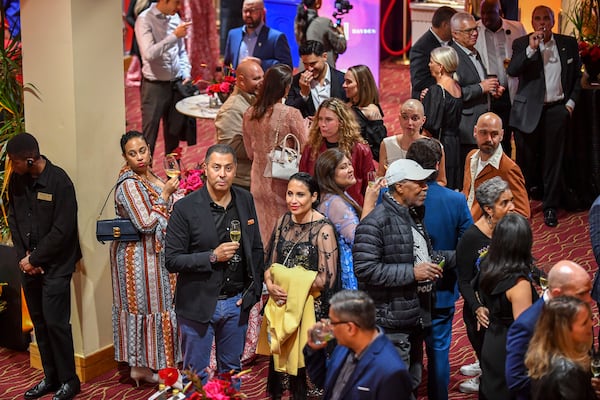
left=451, top=42, right=490, bottom=145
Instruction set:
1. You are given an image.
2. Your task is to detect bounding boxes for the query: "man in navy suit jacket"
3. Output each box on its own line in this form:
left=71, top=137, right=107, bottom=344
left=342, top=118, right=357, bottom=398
left=286, top=40, right=347, bottom=118
left=505, top=260, right=592, bottom=400
left=409, top=6, right=457, bottom=100
left=506, top=6, right=581, bottom=227
left=304, top=290, right=412, bottom=400
left=223, top=0, right=292, bottom=72
left=166, top=144, right=264, bottom=382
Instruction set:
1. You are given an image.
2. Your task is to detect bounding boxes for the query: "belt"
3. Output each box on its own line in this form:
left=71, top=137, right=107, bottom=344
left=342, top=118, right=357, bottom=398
left=143, top=77, right=180, bottom=84
left=217, top=290, right=242, bottom=300
left=543, top=100, right=563, bottom=107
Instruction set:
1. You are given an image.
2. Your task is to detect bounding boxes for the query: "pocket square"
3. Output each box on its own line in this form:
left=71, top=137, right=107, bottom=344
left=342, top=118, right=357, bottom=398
left=248, top=219, right=255, bottom=225
left=357, top=386, right=371, bottom=391
left=567, top=57, right=573, bottom=64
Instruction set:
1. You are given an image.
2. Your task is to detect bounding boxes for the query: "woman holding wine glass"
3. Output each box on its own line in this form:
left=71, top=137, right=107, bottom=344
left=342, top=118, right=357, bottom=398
left=314, top=148, right=381, bottom=290
left=110, top=131, right=182, bottom=385
left=525, top=296, right=597, bottom=400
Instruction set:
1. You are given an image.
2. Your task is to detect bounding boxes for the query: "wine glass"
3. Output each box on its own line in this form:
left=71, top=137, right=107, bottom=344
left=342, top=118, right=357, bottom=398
left=367, top=171, right=378, bottom=188
left=163, top=154, right=180, bottom=179
left=229, top=220, right=241, bottom=263
left=591, top=353, right=600, bottom=378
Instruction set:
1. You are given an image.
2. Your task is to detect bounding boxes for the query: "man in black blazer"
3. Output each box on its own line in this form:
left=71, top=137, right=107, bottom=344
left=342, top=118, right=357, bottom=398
left=507, top=6, right=581, bottom=227
left=409, top=6, right=457, bottom=100
left=165, top=144, right=264, bottom=381
left=451, top=12, right=504, bottom=188
left=286, top=40, right=347, bottom=118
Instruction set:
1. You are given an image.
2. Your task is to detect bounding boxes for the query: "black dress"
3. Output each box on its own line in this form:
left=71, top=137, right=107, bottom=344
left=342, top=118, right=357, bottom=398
left=479, top=273, right=538, bottom=400
left=422, top=84, right=463, bottom=190
left=266, top=212, right=340, bottom=400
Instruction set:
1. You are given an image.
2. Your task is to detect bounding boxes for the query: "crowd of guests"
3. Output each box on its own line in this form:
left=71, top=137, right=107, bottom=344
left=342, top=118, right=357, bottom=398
left=6, top=0, right=596, bottom=400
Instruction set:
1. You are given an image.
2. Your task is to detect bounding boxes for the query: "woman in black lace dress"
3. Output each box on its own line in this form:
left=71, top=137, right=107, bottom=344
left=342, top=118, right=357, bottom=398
left=264, top=172, right=339, bottom=400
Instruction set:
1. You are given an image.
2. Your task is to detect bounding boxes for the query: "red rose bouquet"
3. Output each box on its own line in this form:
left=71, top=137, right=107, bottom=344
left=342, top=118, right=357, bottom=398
left=150, top=368, right=249, bottom=400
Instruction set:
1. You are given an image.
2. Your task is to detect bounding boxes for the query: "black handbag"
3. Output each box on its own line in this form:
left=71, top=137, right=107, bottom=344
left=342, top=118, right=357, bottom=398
left=96, top=180, right=140, bottom=243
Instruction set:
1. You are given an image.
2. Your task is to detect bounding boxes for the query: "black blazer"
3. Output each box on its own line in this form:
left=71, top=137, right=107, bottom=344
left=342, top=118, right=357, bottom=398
left=507, top=33, right=581, bottom=134
left=451, top=42, right=490, bottom=145
left=285, top=66, right=347, bottom=118
left=409, top=30, right=442, bottom=99
left=165, top=186, right=264, bottom=324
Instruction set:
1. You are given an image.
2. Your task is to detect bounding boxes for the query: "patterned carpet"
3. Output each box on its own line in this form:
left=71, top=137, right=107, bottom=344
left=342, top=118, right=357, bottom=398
left=0, top=60, right=596, bottom=400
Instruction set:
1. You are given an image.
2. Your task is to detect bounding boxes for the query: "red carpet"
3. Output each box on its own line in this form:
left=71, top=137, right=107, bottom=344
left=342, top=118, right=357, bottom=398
left=0, top=61, right=596, bottom=400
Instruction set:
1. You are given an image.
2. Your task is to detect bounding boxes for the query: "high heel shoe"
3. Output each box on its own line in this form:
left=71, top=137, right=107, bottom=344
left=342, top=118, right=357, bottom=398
left=130, top=366, right=159, bottom=387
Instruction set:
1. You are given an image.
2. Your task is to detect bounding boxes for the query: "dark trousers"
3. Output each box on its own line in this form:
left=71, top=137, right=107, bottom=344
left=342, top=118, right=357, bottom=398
left=387, top=329, right=425, bottom=400
left=22, top=274, right=76, bottom=384
left=491, top=91, right=513, bottom=157
left=463, top=304, right=484, bottom=361
left=515, top=103, right=569, bottom=210
left=140, top=78, right=183, bottom=156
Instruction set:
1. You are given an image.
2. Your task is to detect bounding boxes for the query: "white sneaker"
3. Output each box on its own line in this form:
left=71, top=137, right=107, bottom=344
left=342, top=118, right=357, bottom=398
left=460, top=361, right=482, bottom=376
left=459, top=377, right=480, bottom=394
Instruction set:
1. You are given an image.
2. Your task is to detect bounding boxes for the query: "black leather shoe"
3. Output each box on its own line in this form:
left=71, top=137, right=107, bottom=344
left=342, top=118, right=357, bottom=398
left=52, top=377, right=80, bottom=400
left=544, top=208, right=558, bottom=227
left=24, top=378, right=59, bottom=399
left=529, top=186, right=543, bottom=201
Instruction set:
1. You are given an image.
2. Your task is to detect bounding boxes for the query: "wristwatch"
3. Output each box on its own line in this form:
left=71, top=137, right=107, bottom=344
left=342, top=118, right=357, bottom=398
left=209, top=250, right=217, bottom=264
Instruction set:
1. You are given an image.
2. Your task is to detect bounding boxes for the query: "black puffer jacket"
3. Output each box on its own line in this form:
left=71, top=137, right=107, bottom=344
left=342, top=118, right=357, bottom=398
left=353, top=192, right=423, bottom=331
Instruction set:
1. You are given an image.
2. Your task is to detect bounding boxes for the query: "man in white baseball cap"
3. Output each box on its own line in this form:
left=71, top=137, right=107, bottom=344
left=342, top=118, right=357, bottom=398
left=354, top=158, right=445, bottom=399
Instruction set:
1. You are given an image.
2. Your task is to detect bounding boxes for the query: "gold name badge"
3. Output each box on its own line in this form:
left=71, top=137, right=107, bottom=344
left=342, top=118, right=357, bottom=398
left=37, top=192, right=53, bottom=202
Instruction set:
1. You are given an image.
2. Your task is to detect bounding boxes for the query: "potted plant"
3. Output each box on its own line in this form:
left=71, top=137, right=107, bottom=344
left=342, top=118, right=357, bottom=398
left=564, top=0, right=600, bottom=83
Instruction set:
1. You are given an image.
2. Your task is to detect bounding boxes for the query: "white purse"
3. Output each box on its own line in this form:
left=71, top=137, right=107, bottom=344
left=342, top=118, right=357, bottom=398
left=263, top=109, right=301, bottom=180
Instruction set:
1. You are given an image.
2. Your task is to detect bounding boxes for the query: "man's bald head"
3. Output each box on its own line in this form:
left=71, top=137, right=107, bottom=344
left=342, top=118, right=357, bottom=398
left=236, top=58, right=264, bottom=95
left=547, top=260, right=592, bottom=303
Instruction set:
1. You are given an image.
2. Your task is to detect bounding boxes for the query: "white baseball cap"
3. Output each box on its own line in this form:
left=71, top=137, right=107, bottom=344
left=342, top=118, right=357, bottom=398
left=385, top=159, right=435, bottom=185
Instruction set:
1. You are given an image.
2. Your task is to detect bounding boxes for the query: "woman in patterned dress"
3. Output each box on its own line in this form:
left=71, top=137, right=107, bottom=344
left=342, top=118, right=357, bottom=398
left=264, top=172, right=339, bottom=400
left=110, top=131, right=181, bottom=385
left=314, top=148, right=381, bottom=289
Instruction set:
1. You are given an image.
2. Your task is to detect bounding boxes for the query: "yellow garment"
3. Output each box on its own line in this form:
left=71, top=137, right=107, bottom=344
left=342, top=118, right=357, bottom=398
left=257, top=263, right=318, bottom=376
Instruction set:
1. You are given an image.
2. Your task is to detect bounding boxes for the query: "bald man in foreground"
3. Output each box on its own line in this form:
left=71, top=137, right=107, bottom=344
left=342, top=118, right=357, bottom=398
left=505, top=260, right=593, bottom=400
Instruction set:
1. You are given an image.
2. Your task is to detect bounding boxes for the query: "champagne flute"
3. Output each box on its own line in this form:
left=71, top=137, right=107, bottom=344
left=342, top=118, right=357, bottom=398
left=163, top=154, right=180, bottom=179
left=591, top=354, right=600, bottom=378
left=367, top=171, right=377, bottom=188
left=230, top=220, right=241, bottom=263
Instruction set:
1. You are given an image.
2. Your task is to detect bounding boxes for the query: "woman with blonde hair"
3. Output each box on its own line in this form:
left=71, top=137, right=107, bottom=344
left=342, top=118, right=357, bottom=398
left=421, top=45, right=462, bottom=189
left=343, top=64, right=387, bottom=161
left=299, top=97, right=374, bottom=206
left=525, top=296, right=596, bottom=400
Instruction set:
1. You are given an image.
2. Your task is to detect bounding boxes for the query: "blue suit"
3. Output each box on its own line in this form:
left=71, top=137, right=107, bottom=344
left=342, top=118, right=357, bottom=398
left=505, top=297, right=545, bottom=400
left=423, top=181, right=473, bottom=400
left=223, top=25, right=293, bottom=72
left=304, top=332, right=412, bottom=400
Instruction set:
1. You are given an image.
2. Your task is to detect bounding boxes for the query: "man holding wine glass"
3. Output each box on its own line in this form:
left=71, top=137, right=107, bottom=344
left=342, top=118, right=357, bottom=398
left=165, top=144, right=265, bottom=383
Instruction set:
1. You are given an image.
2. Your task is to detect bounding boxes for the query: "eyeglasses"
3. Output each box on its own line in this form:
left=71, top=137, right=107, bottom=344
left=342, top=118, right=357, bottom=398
left=242, top=7, right=261, bottom=14
left=458, top=27, right=478, bottom=35
left=326, top=318, right=360, bottom=328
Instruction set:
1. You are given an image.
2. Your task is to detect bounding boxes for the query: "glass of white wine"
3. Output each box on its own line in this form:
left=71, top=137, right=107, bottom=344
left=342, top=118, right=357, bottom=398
left=591, top=354, right=600, bottom=378
left=163, top=153, right=180, bottom=179
left=230, top=220, right=241, bottom=263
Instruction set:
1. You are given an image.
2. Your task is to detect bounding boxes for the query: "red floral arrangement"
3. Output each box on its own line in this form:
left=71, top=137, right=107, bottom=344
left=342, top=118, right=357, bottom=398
left=579, top=41, right=600, bottom=63
left=150, top=368, right=249, bottom=400
left=207, top=75, right=235, bottom=96
left=169, top=147, right=205, bottom=195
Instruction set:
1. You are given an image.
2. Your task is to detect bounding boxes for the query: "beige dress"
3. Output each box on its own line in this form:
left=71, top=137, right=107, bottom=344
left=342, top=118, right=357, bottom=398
left=243, top=103, right=308, bottom=244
